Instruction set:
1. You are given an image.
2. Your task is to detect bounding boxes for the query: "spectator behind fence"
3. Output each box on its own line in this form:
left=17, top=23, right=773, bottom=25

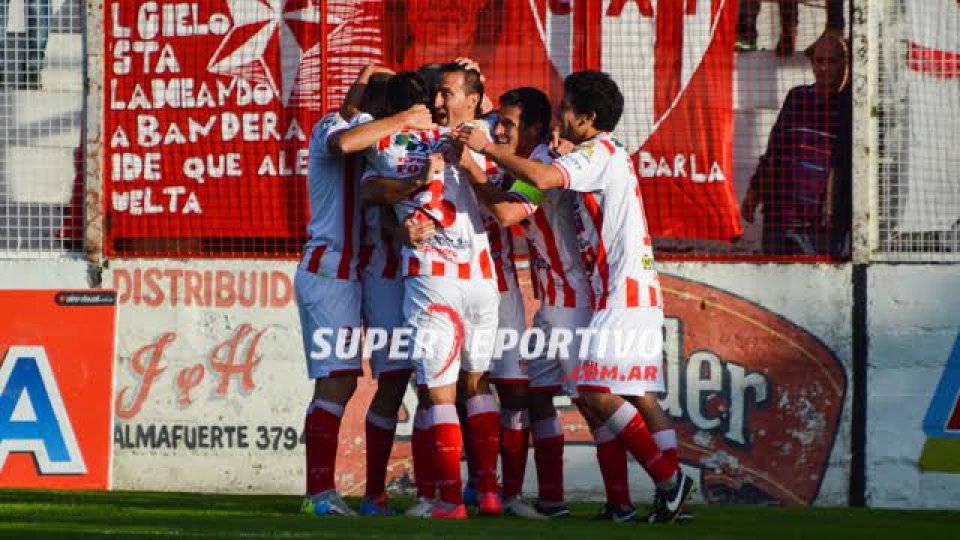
left=0, top=0, right=49, bottom=89
left=740, top=35, right=852, bottom=257
left=736, top=0, right=845, bottom=56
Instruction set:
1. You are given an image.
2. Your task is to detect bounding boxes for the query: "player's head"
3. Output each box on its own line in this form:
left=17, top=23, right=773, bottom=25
left=496, top=87, right=552, bottom=155
left=361, top=72, right=393, bottom=119
left=434, top=62, right=484, bottom=127
left=385, top=71, right=432, bottom=118
left=559, top=71, right=624, bottom=142
left=808, top=34, right=849, bottom=94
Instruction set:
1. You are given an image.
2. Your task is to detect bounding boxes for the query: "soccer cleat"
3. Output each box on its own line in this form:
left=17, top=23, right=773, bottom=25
left=477, top=492, right=501, bottom=516
left=404, top=497, right=436, bottom=518
left=462, top=481, right=478, bottom=508
left=502, top=496, right=547, bottom=520
left=593, top=503, right=638, bottom=523
left=643, top=505, right=693, bottom=524
left=645, top=471, right=696, bottom=524
left=301, top=489, right=357, bottom=517
left=534, top=502, right=571, bottom=519
left=431, top=503, right=468, bottom=520
left=359, top=495, right=398, bottom=516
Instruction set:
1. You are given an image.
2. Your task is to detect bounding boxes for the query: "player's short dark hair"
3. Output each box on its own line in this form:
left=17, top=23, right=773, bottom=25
left=563, top=71, right=624, bottom=132
left=438, top=62, right=485, bottom=116
left=418, top=63, right=444, bottom=98
left=499, top=87, right=552, bottom=139
left=362, top=72, right=392, bottom=119
left=386, top=71, right=432, bottom=115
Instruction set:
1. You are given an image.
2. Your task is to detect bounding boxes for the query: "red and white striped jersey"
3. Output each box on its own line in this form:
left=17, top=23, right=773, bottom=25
left=482, top=169, right=521, bottom=293
left=301, top=111, right=373, bottom=281
left=362, top=124, right=495, bottom=281
left=506, top=144, right=591, bottom=308
left=357, top=127, right=444, bottom=281
left=551, top=133, right=660, bottom=310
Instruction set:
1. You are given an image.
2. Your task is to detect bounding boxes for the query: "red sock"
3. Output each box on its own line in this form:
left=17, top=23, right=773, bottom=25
left=412, top=408, right=435, bottom=499
left=593, top=426, right=631, bottom=506
left=305, top=400, right=344, bottom=495
left=364, top=411, right=397, bottom=499
left=500, top=409, right=529, bottom=500
left=653, top=429, right=680, bottom=476
left=606, top=403, right=675, bottom=486
left=532, top=416, right=565, bottom=504
left=431, top=404, right=464, bottom=505
left=466, top=395, right=500, bottom=494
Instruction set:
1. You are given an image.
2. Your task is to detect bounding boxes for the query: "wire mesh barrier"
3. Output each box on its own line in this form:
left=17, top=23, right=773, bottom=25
left=875, top=0, right=960, bottom=260
left=99, top=0, right=855, bottom=260
left=0, top=0, right=84, bottom=255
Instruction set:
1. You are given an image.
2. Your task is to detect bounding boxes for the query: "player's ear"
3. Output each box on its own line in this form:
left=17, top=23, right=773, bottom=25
left=578, top=111, right=597, bottom=130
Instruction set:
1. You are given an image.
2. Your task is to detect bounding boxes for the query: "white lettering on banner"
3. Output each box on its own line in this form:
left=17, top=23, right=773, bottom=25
left=0, top=347, right=86, bottom=475
left=112, top=188, right=201, bottom=215
left=638, top=151, right=725, bottom=183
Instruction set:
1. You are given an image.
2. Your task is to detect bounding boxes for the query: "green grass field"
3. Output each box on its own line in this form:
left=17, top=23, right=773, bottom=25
left=1, top=490, right=958, bottom=539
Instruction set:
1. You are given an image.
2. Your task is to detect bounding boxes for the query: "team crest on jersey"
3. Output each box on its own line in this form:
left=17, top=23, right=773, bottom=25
left=577, top=140, right=596, bottom=158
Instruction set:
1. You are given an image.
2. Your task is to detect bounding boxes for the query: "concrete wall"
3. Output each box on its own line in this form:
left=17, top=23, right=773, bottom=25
left=866, top=265, right=960, bottom=509
left=95, top=259, right=855, bottom=505
left=0, top=259, right=92, bottom=288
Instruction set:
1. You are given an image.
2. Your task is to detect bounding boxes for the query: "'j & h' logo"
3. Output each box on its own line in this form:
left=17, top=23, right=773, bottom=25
left=0, top=346, right=86, bottom=474
left=920, top=334, right=960, bottom=472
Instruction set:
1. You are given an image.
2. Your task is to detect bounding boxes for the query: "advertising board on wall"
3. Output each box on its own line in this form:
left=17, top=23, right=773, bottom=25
left=110, top=260, right=850, bottom=505
left=0, top=290, right=117, bottom=490
left=868, top=265, right=960, bottom=509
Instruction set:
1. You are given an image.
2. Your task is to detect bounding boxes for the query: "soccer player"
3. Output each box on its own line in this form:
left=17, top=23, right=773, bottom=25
left=471, top=87, right=575, bottom=519
left=359, top=70, right=444, bottom=518
left=458, top=71, right=696, bottom=523
left=296, top=65, right=432, bottom=517
left=361, top=64, right=501, bottom=519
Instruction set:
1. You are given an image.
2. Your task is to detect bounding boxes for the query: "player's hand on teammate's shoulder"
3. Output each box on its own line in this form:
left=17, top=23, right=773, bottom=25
left=358, top=63, right=394, bottom=83
left=401, top=104, right=434, bottom=130
left=550, top=128, right=576, bottom=155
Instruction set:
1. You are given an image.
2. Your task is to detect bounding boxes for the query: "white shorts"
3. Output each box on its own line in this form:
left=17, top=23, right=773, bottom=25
left=528, top=305, right=593, bottom=396
left=361, top=273, right=412, bottom=379
left=576, top=307, right=665, bottom=396
left=295, top=267, right=363, bottom=379
left=404, top=276, right=499, bottom=389
left=489, top=286, right=527, bottom=386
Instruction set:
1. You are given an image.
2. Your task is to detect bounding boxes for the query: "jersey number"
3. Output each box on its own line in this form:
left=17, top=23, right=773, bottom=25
left=413, top=178, right=456, bottom=228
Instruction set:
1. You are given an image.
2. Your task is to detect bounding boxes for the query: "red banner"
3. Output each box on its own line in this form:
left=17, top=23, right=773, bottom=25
left=103, top=0, right=740, bottom=254
left=600, top=0, right=741, bottom=240
left=104, top=0, right=335, bottom=249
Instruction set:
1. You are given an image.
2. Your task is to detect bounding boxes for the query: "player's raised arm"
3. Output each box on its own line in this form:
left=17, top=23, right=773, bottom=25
left=359, top=153, right=443, bottom=206
left=331, top=104, right=433, bottom=156
left=457, top=125, right=565, bottom=190
left=339, top=64, right=393, bottom=120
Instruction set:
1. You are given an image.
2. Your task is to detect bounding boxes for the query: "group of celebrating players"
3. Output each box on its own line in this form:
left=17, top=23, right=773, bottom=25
left=294, top=57, right=696, bottom=523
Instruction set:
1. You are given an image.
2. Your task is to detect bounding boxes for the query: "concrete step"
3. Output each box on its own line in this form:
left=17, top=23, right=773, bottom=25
left=5, top=145, right=76, bottom=204
left=13, top=88, right=83, bottom=138
left=43, top=31, right=84, bottom=68
left=40, top=68, right=83, bottom=93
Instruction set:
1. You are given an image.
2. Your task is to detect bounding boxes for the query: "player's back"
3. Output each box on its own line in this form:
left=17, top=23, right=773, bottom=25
left=302, top=112, right=370, bottom=280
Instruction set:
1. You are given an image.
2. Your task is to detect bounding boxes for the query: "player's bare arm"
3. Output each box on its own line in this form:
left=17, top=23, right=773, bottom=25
left=457, top=125, right=565, bottom=190
left=330, top=105, right=433, bottom=156
left=360, top=153, right=444, bottom=206
left=339, top=64, right=394, bottom=120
